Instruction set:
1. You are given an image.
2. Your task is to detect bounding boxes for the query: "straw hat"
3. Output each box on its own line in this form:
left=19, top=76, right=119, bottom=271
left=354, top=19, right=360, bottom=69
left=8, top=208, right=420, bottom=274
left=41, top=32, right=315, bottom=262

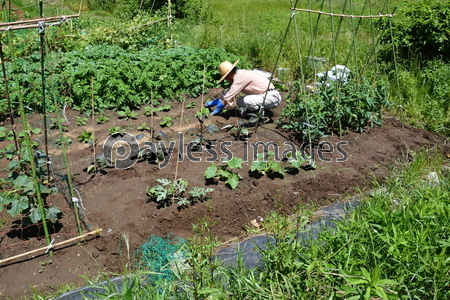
left=218, top=59, right=240, bottom=83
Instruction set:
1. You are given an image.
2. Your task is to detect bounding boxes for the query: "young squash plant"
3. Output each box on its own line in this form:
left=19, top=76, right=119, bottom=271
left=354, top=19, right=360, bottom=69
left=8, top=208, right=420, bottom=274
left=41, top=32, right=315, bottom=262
left=204, top=157, right=243, bottom=190
left=250, top=151, right=285, bottom=178
left=118, top=107, right=139, bottom=120
left=144, top=104, right=172, bottom=117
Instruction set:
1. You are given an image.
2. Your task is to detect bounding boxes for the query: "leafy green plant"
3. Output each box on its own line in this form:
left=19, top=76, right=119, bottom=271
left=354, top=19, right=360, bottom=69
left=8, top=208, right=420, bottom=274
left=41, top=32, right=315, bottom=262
left=50, top=118, right=68, bottom=131
left=118, top=107, right=139, bottom=120
left=186, top=101, right=196, bottom=109
left=159, top=116, right=173, bottom=127
left=86, top=153, right=109, bottom=174
left=137, top=130, right=169, bottom=164
left=96, top=114, right=109, bottom=124
left=75, top=116, right=88, bottom=126
left=147, top=178, right=189, bottom=208
left=204, top=157, right=243, bottom=190
left=147, top=178, right=213, bottom=208
left=55, top=136, right=72, bottom=147
left=189, top=187, right=215, bottom=203
left=0, top=143, right=17, bottom=159
left=341, top=266, right=399, bottom=300
left=143, top=104, right=172, bottom=116
left=77, top=131, right=95, bottom=144
left=108, top=126, right=123, bottom=135
left=287, top=151, right=305, bottom=169
left=381, top=0, right=450, bottom=62
left=280, top=77, right=390, bottom=141
left=250, top=151, right=284, bottom=178
left=222, top=120, right=250, bottom=141
left=186, top=107, right=218, bottom=150
left=137, top=122, right=150, bottom=131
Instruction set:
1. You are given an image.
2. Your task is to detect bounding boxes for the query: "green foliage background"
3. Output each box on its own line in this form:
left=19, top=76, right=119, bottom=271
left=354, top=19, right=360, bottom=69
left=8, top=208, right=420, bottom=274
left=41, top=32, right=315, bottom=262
left=1, top=0, right=448, bottom=136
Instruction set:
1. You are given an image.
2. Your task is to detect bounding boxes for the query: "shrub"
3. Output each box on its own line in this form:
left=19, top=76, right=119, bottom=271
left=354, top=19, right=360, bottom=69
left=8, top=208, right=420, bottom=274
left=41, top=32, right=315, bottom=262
left=381, top=0, right=450, bottom=62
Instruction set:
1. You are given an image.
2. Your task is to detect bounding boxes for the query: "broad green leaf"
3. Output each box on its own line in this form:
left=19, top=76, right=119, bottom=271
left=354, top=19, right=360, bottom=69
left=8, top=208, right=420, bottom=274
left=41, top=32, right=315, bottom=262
left=290, top=152, right=305, bottom=168
left=227, top=157, right=243, bottom=169
left=29, top=207, right=41, bottom=224
left=8, top=197, right=29, bottom=217
left=227, top=173, right=240, bottom=190
left=361, top=268, right=371, bottom=282
left=204, top=164, right=217, bottom=179
left=269, top=161, right=285, bottom=177
left=46, top=206, right=61, bottom=221
left=375, top=279, right=399, bottom=286
left=251, top=160, right=266, bottom=172
left=8, top=159, right=20, bottom=171
left=0, top=192, right=13, bottom=206
left=14, top=175, right=35, bottom=194
left=346, top=278, right=368, bottom=285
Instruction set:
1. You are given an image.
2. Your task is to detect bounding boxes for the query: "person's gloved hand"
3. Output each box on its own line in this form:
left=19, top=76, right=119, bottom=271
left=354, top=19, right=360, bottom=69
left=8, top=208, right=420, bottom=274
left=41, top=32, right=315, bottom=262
left=204, top=98, right=221, bottom=108
left=210, top=101, right=225, bottom=116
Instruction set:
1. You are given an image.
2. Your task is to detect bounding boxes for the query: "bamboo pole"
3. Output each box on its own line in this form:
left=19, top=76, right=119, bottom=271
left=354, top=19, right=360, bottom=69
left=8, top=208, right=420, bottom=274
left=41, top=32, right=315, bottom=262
left=0, top=36, right=20, bottom=157
left=291, top=8, right=395, bottom=18
left=0, top=14, right=79, bottom=27
left=0, top=229, right=102, bottom=266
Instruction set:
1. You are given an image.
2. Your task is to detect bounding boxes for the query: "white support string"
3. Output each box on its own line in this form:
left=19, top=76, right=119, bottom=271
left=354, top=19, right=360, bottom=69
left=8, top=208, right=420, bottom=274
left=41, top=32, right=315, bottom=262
left=73, top=188, right=86, bottom=210
left=63, top=103, right=70, bottom=124
left=38, top=21, right=45, bottom=33
left=45, top=238, right=55, bottom=253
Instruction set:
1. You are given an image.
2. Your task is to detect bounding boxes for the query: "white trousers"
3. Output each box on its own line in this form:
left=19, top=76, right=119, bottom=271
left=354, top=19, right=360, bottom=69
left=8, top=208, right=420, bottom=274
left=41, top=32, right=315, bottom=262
left=236, top=90, right=281, bottom=111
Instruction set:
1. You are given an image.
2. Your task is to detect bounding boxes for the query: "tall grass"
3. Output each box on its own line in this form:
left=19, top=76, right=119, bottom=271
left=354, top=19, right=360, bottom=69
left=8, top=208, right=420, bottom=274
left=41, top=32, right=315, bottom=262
left=178, top=0, right=402, bottom=71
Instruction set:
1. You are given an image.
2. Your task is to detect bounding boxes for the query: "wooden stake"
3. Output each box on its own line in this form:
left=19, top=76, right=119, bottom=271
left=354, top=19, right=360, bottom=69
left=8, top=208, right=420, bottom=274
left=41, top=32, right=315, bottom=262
left=0, top=228, right=102, bottom=266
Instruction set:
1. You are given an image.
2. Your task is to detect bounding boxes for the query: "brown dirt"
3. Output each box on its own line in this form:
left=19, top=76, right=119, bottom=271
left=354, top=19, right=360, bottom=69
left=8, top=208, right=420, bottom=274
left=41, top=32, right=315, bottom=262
left=0, top=89, right=449, bottom=299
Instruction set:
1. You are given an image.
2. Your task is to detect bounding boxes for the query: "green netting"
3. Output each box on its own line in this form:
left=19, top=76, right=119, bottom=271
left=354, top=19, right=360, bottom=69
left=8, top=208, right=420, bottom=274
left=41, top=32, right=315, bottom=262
left=133, top=234, right=186, bottom=282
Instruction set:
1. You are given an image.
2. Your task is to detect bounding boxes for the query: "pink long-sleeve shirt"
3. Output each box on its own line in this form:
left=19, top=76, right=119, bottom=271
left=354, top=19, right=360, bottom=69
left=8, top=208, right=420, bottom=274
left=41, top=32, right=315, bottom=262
left=223, top=69, right=274, bottom=105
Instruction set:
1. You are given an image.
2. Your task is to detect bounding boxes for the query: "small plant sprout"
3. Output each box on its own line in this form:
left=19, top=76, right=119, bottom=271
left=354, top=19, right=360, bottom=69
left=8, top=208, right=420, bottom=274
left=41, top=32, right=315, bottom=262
left=137, top=122, right=150, bottom=131
left=186, top=107, right=218, bottom=150
left=50, top=117, right=68, bottom=131
left=75, top=116, right=88, bottom=126
left=118, top=107, right=139, bottom=120
left=186, top=101, right=196, bottom=109
left=77, top=131, right=95, bottom=144
left=55, top=136, right=72, bottom=147
left=144, top=104, right=172, bottom=116
left=96, top=115, right=109, bottom=124
left=86, top=153, right=109, bottom=174
left=204, top=157, right=243, bottom=190
left=108, top=126, right=123, bottom=135
left=160, top=116, right=173, bottom=127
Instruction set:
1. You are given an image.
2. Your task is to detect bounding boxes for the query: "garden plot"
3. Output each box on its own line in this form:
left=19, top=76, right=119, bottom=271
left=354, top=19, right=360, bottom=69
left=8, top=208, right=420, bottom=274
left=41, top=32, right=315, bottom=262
left=0, top=88, right=448, bottom=298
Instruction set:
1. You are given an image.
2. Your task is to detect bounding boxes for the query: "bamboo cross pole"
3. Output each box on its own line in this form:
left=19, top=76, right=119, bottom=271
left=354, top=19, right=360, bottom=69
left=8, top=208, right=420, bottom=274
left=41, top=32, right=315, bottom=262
left=0, top=228, right=102, bottom=266
left=291, top=8, right=395, bottom=18
left=0, top=14, right=79, bottom=31
left=0, top=14, right=79, bottom=27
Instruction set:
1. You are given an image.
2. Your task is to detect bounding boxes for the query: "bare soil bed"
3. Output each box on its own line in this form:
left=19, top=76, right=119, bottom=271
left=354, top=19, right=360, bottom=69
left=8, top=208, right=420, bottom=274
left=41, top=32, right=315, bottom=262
left=0, top=89, right=449, bottom=298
